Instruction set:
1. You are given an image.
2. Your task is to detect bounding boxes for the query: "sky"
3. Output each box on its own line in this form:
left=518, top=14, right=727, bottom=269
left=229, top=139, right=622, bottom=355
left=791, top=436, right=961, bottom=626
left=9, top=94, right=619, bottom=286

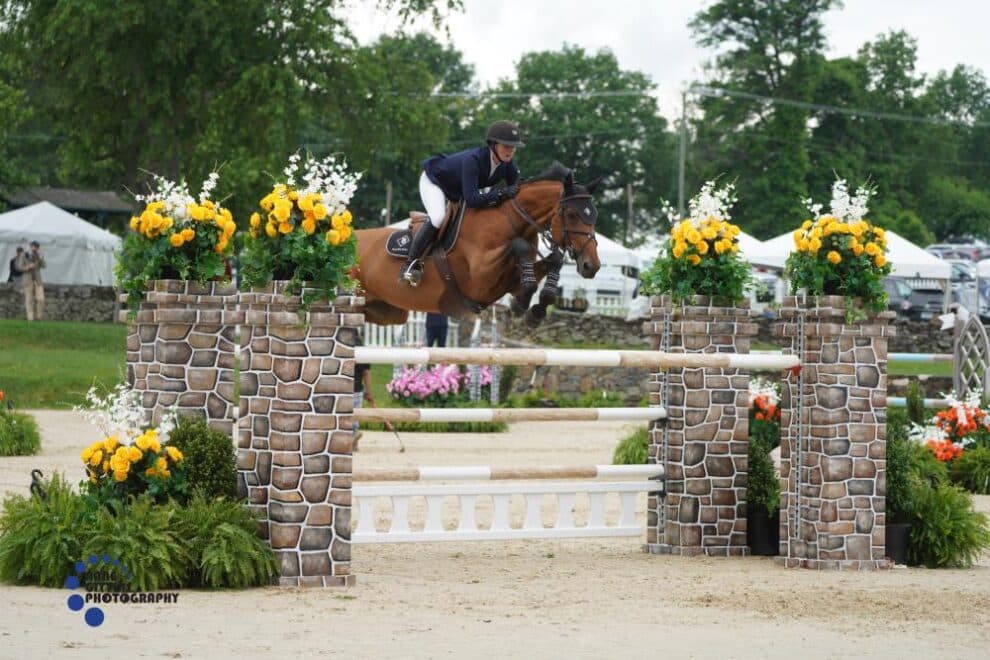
left=346, top=0, right=990, bottom=121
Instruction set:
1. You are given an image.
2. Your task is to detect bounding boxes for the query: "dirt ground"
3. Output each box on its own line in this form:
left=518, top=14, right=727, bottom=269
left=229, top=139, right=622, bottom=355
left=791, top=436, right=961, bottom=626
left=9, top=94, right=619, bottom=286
left=1, top=411, right=988, bottom=659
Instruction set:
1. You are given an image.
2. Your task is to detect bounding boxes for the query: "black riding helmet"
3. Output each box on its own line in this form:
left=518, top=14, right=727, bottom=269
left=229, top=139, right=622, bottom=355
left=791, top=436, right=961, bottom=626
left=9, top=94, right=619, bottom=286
left=486, top=120, right=526, bottom=148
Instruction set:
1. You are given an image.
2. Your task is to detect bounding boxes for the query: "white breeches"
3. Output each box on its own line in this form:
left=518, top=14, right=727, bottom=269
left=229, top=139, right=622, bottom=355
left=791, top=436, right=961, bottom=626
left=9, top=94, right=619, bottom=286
left=419, top=172, right=448, bottom=228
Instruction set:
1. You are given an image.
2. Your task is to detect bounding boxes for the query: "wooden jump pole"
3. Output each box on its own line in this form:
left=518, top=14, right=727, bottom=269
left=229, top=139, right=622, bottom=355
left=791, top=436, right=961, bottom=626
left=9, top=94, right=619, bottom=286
left=353, top=406, right=668, bottom=424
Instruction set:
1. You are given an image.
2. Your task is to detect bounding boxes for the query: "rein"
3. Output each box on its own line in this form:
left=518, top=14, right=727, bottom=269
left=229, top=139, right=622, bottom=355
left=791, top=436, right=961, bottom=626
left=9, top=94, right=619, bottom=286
left=507, top=193, right=597, bottom=260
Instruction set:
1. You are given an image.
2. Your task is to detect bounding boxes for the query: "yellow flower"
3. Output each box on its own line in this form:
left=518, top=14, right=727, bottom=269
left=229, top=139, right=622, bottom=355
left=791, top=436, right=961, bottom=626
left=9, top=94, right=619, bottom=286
left=808, top=237, right=822, bottom=253
left=802, top=220, right=813, bottom=230
left=215, top=237, right=229, bottom=254
left=671, top=242, right=686, bottom=259
left=687, top=254, right=701, bottom=266
left=874, top=254, right=887, bottom=268
left=82, top=447, right=94, bottom=463
left=714, top=240, right=727, bottom=255
left=325, top=229, right=341, bottom=245
left=181, top=228, right=196, bottom=241
left=827, top=250, right=841, bottom=264
left=113, top=470, right=128, bottom=482
left=313, top=204, right=327, bottom=220
left=797, top=238, right=810, bottom=252
left=278, top=221, right=293, bottom=235
left=189, top=204, right=206, bottom=221
left=686, top=229, right=702, bottom=245
left=793, top=229, right=804, bottom=246
left=851, top=242, right=864, bottom=257
left=156, top=456, right=168, bottom=472
left=340, top=226, right=353, bottom=242
left=865, top=242, right=880, bottom=256
left=850, top=222, right=865, bottom=238
left=135, top=434, right=150, bottom=451
left=148, top=438, right=161, bottom=454
left=302, top=218, right=316, bottom=235
left=103, top=436, right=118, bottom=452
left=288, top=190, right=299, bottom=201
left=166, top=446, right=184, bottom=462
left=273, top=203, right=291, bottom=223
left=129, top=216, right=139, bottom=231
left=696, top=240, right=709, bottom=255
left=332, top=215, right=345, bottom=230
left=809, top=227, right=823, bottom=240
left=701, top=226, right=717, bottom=240
left=145, top=467, right=157, bottom=477
left=89, top=449, right=103, bottom=467
left=127, top=446, right=142, bottom=462
left=249, top=212, right=261, bottom=228
left=297, top=195, right=315, bottom=212
left=102, top=460, right=110, bottom=474
left=342, top=210, right=352, bottom=224
left=265, top=223, right=278, bottom=238
left=170, top=233, right=185, bottom=248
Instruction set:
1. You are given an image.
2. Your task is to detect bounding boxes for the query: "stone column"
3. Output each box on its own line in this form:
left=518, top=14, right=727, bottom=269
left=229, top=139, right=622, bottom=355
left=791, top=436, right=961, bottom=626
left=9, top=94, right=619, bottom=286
left=645, top=295, right=758, bottom=556
left=124, top=280, right=242, bottom=433
left=775, top=296, right=894, bottom=569
left=238, top=283, right=362, bottom=587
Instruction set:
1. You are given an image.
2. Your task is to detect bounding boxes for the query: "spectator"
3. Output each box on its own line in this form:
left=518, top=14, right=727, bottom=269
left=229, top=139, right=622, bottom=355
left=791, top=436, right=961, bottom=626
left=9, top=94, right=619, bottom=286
left=6, top=247, right=24, bottom=284
left=425, top=312, right=449, bottom=347
left=15, top=241, right=45, bottom=321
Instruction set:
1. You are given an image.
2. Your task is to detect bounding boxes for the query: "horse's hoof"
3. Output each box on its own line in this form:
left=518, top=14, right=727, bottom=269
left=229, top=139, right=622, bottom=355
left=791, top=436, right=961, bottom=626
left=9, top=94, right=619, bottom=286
left=524, top=305, right=547, bottom=328
left=510, top=300, right=526, bottom=317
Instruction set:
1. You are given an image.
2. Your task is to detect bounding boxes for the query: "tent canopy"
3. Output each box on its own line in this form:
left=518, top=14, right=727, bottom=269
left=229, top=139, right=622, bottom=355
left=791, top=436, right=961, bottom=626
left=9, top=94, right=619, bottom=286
left=0, top=201, right=121, bottom=285
left=748, top=228, right=950, bottom=281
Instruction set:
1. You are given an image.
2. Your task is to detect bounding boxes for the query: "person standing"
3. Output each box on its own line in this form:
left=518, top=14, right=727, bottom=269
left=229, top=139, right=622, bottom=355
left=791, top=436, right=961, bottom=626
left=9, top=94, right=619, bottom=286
left=16, top=241, right=45, bottom=321
left=7, top=246, right=24, bottom=284
left=425, top=312, right=449, bottom=348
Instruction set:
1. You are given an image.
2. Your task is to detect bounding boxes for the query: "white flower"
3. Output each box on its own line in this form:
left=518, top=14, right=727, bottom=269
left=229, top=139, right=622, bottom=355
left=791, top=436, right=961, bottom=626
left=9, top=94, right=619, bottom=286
left=805, top=178, right=873, bottom=223
left=662, top=179, right=737, bottom=228
left=74, top=383, right=178, bottom=442
left=748, top=376, right=780, bottom=407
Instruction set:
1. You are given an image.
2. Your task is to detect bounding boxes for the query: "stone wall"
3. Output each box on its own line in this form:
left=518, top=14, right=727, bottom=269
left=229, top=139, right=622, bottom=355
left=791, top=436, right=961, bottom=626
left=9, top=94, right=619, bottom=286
left=0, top=282, right=117, bottom=322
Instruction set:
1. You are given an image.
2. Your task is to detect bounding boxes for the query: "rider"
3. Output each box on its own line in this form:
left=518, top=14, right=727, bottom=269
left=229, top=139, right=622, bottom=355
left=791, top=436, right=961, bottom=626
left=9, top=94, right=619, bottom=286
left=399, top=120, right=526, bottom=286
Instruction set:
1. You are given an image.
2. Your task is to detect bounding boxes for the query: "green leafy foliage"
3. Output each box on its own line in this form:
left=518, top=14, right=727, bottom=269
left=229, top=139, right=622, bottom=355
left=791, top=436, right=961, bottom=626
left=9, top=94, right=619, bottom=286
left=166, top=417, right=238, bottom=502
left=906, top=380, right=928, bottom=425
left=640, top=240, right=753, bottom=305
left=886, top=408, right=916, bottom=524
left=951, top=446, right=990, bottom=494
left=906, top=482, right=990, bottom=568
left=0, top=476, right=277, bottom=589
left=0, top=409, right=40, bottom=456
left=612, top=427, right=649, bottom=465
left=0, top=474, right=92, bottom=586
left=171, top=495, right=278, bottom=589
left=748, top=416, right=780, bottom=513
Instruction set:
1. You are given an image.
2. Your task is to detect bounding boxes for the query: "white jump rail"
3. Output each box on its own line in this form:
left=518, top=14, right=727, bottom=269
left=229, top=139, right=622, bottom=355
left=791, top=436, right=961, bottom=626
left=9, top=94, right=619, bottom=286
left=354, top=347, right=799, bottom=370
left=353, top=406, right=667, bottom=424
left=353, top=479, right=663, bottom=544
left=353, top=464, right=664, bottom=482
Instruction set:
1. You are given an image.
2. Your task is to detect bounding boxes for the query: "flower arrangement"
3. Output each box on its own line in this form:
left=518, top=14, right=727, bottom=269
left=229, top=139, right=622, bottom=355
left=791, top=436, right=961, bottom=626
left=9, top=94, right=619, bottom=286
left=386, top=365, right=492, bottom=407
left=239, top=153, right=361, bottom=305
left=910, top=389, right=990, bottom=463
left=749, top=377, right=781, bottom=423
left=75, top=384, right=187, bottom=504
left=785, top=178, right=891, bottom=313
left=116, top=172, right=236, bottom=311
left=640, top=180, right=752, bottom=304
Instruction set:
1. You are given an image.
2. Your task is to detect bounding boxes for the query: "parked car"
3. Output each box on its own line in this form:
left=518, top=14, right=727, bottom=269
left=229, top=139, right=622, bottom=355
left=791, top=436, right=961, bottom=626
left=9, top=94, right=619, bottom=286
left=884, top=277, right=914, bottom=319
left=907, top=285, right=946, bottom=321
left=948, top=259, right=976, bottom=283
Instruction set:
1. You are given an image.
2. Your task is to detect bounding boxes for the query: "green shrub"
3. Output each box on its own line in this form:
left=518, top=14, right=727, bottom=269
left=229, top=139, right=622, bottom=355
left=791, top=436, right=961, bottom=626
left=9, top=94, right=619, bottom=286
left=905, top=380, right=927, bottom=425
left=171, top=495, right=278, bottom=588
left=907, top=482, right=990, bottom=568
left=951, top=446, right=990, bottom=494
left=748, top=431, right=780, bottom=513
left=613, top=427, right=649, bottom=465
left=886, top=408, right=915, bottom=523
left=167, top=417, right=238, bottom=501
left=576, top=389, right=627, bottom=408
left=908, top=442, right=949, bottom=486
left=0, top=476, right=278, bottom=589
left=0, top=474, right=92, bottom=586
left=83, top=498, right=192, bottom=591
left=498, top=364, right=518, bottom=403
left=0, top=410, right=41, bottom=456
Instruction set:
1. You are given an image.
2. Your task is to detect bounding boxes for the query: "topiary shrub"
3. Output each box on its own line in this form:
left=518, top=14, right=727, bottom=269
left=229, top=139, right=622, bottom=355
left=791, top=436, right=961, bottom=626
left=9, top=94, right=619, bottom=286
left=951, top=446, right=990, bottom=494
left=905, top=379, right=927, bottom=425
left=886, top=408, right=915, bottom=524
left=747, top=432, right=780, bottom=514
left=0, top=410, right=41, bottom=456
left=166, top=417, right=238, bottom=501
left=613, top=426, right=649, bottom=465
left=907, top=482, right=990, bottom=568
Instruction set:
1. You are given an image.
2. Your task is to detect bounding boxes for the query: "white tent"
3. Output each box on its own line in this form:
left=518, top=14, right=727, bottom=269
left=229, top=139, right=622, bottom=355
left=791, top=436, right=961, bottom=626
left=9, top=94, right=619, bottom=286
left=749, top=228, right=951, bottom=281
left=0, top=202, right=121, bottom=285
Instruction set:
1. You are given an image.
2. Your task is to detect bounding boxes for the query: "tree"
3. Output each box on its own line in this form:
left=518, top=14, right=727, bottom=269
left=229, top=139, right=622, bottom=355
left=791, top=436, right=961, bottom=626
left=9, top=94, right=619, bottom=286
left=474, top=45, right=674, bottom=240
left=0, top=0, right=461, bottom=222
left=689, top=0, right=836, bottom=238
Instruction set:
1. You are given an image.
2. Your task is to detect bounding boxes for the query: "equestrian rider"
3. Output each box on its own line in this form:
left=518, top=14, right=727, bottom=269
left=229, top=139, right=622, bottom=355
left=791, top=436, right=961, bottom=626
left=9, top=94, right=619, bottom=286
left=399, top=120, right=526, bottom=286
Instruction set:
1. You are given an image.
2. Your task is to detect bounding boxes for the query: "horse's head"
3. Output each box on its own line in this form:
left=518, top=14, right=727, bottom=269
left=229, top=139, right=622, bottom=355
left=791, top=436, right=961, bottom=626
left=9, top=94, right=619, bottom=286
left=551, top=171, right=602, bottom=279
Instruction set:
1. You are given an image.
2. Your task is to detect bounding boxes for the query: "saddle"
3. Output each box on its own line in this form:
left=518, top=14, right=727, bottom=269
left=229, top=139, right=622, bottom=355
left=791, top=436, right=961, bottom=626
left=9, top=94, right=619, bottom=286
left=385, top=202, right=467, bottom=259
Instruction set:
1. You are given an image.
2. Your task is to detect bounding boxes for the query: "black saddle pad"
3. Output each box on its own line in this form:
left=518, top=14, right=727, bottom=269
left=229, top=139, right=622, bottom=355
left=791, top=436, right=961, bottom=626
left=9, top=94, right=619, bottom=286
left=385, top=203, right=467, bottom=258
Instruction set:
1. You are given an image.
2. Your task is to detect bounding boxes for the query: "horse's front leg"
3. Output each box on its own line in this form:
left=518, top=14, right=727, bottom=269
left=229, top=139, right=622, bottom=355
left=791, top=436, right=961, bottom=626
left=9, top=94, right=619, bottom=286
left=524, top=248, right=564, bottom=328
left=509, top=237, right=539, bottom=316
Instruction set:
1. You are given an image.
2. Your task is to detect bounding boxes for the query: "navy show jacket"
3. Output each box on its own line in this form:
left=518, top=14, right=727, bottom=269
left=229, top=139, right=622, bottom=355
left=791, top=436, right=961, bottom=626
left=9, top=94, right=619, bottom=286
left=422, top=146, right=520, bottom=208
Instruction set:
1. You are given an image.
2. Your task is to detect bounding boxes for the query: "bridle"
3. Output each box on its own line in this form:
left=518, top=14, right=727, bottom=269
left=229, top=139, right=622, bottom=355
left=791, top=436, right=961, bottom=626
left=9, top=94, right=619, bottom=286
left=507, top=190, right=598, bottom=261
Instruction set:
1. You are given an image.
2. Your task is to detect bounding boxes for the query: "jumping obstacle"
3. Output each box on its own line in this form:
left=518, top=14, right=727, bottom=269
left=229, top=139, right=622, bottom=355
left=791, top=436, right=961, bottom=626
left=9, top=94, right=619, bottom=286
left=355, top=346, right=800, bottom=370
left=352, top=464, right=664, bottom=543
left=353, top=407, right=667, bottom=423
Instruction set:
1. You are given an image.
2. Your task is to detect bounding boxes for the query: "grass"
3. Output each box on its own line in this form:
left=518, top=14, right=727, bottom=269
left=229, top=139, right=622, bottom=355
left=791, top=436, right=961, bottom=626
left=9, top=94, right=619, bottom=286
left=0, top=319, right=127, bottom=409
left=887, top=360, right=954, bottom=378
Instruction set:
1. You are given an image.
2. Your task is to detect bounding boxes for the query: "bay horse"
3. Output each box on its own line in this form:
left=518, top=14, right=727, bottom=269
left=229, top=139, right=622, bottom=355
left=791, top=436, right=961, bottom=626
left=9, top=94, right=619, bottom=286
left=354, top=163, right=602, bottom=327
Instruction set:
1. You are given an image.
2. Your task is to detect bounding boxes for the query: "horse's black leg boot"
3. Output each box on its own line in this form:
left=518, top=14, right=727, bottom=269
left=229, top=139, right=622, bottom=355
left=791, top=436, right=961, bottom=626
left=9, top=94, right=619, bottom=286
left=399, top=223, right=438, bottom=287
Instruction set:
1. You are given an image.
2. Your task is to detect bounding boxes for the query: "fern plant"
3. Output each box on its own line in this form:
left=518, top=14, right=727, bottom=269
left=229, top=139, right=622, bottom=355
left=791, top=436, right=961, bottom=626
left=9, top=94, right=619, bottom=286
left=612, top=427, right=649, bottom=465
left=951, top=446, right=990, bottom=494
left=907, top=482, right=990, bottom=568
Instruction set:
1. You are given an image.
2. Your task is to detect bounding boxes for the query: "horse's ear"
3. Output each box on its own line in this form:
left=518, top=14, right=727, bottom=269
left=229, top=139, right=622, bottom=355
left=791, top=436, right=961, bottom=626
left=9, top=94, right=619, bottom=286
left=585, top=176, right=604, bottom=195
left=563, top=171, right=575, bottom=194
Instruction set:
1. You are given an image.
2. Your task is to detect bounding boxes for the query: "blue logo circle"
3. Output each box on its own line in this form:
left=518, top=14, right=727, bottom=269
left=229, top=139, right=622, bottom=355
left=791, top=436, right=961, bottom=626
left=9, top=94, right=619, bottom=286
left=67, top=594, right=84, bottom=611
left=84, top=608, right=105, bottom=627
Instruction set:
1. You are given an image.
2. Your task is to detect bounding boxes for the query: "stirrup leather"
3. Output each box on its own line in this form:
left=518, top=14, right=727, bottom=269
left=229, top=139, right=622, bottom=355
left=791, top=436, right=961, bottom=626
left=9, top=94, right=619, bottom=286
left=400, top=259, right=425, bottom=287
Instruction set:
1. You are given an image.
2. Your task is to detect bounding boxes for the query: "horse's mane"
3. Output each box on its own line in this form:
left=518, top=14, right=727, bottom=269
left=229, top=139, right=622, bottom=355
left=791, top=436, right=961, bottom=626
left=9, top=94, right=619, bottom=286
left=523, top=162, right=570, bottom=184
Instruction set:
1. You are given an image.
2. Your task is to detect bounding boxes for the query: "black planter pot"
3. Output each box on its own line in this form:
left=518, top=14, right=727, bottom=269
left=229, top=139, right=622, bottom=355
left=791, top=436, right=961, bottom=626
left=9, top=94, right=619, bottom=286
left=886, top=522, right=911, bottom=565
left=747, top=505, right=780, bottom=556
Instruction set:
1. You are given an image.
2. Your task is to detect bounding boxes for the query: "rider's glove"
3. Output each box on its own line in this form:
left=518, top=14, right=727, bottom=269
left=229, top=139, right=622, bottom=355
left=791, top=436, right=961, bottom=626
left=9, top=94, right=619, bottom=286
left=504, top=184, right=520, bottom=199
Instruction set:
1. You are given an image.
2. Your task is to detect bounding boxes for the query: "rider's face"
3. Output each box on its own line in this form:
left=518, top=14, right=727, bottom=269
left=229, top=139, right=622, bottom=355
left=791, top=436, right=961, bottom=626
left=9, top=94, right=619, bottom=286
left=493, top=143, right=516, bottom=162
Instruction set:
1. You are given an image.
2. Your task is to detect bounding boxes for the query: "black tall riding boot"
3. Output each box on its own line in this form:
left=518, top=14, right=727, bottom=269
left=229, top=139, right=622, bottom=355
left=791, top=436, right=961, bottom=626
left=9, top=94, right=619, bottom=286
left=399, top=222, right=438, bottom=287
